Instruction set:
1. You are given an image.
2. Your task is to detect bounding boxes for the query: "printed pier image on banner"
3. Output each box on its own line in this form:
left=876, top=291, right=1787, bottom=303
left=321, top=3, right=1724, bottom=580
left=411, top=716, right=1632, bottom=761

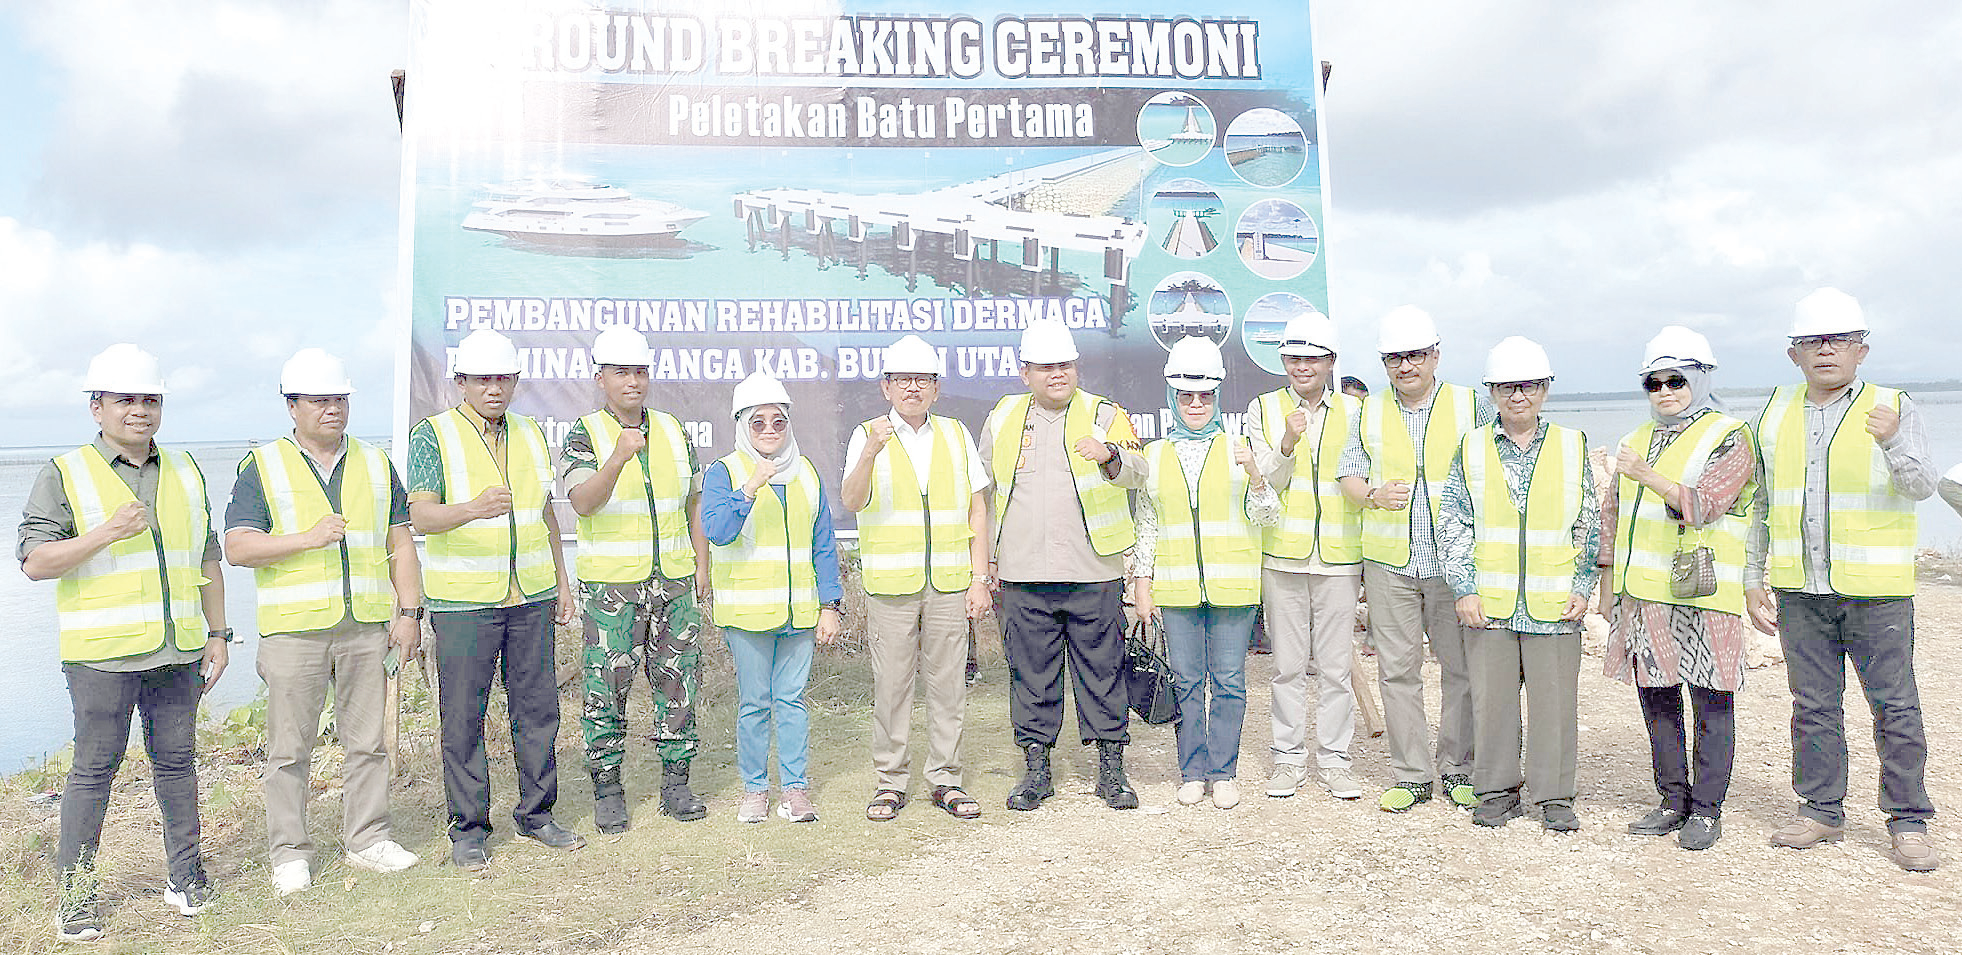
left=399, top=0, right=1330, bottom=525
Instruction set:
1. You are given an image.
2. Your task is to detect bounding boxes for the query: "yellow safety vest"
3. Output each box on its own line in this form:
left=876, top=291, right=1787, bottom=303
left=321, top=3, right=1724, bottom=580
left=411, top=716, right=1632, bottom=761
left=986, top=389, right=1136, bottom=557
left=573, top=410, right=697, bottom=584
left=422, top=408, right=557, bottom=603
left=1256, top=387, right=1362, bottom=564
left=1144, top=436, right=1263, bottom=608
left=247, top=437, right=395, bottom=633
left=711, top=453, right=822, bottom=631
left=1610, top=413, right=1752, bottom=615
left=1359, top=382, right=1478, bottom=566
left=1461, top=423, right=1586, bottom=624
left=856, top=415, right=976, bottom=597
left=1756, top=383, right=1916, bottom=597
left=52, top=445, right=210, bottom=662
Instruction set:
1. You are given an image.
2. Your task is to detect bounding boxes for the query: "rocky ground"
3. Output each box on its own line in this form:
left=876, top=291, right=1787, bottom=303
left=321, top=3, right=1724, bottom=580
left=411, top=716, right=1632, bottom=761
left=616, top=572, right=1962, bottom=955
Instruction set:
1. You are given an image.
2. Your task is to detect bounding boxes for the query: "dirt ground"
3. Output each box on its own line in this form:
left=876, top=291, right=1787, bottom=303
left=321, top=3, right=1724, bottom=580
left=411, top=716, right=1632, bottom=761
left=616, top=574, right=1962, bottom=955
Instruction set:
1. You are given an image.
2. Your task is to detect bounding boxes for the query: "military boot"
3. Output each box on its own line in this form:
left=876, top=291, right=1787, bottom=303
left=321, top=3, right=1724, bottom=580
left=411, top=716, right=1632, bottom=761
left=1095, top=740, right=1139, bottom=810
left=1005, top=742, right=1053, bottom=811
left=592, top=766, right=629, bottom=834
left=659, top=759, right=708, bottom=822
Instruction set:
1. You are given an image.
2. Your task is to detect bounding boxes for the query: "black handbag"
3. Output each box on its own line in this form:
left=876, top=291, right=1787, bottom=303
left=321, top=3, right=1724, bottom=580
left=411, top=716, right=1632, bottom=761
left=1123, top=619, right=1180, bottom=725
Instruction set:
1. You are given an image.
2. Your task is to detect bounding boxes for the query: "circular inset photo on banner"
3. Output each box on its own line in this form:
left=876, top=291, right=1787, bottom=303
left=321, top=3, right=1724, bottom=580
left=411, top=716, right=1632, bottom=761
left=1224, top=108, right=1310, bottom=188
left=1148, top=271, right=1233, bottom=351
left=1236, top=199, right=1319, bottom=281
left=1241, top=292, right=1327, bottom=375
left=1149, top=178, right=1225, bottom=260
left=1136, top=92, right=1215, bottom=167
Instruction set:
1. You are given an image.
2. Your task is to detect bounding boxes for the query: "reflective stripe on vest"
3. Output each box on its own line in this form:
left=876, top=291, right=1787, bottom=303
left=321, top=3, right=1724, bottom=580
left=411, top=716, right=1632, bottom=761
left=422, top=408, right=557, bottom=603
left=857, top=415, right=976, bottom=596
left=1610, top=413, right=1750, bottom=615
left=1144, top=436, right=1263, bottom=608
left=1462, top=424, right=1586, bottom=624
left=52, top=445, right=209, bottom=662
left=573, top=410, right=697, bottom=584
left=710, top=453, right=821, bottom=631
left=1359, top=383, right=1478, bottom=566
left=1257, top=387, right=1362, bottom=563
left=1756, top=383, right=1916, bottom=597
left=986, top=389, right=1136, bottom=557
left=249, top=437, right=394, bottom=633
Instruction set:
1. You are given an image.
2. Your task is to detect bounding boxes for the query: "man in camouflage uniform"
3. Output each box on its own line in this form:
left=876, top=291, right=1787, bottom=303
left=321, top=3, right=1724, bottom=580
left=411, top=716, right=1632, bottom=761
left=563, top=327, right=710, bottom=829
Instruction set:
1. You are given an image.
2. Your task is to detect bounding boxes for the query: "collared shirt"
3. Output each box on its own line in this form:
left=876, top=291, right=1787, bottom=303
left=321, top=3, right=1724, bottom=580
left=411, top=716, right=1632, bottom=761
left=1245, top=385, right=1361, bottom=577
left=17, top=436, right=221, bottom=672
left=841, top=410, right=991, bottom=495
left=979, top=393, right=1145, bottom=584
left=407, top=404, right=554, bottom=612
left=1743, top=384, right=1934, bottom=594
left=1338, top=381, right=1498, bottom=580
left=1437, top=420, right=1601, bottom=635
left=560, top=408, right=706, bottom=605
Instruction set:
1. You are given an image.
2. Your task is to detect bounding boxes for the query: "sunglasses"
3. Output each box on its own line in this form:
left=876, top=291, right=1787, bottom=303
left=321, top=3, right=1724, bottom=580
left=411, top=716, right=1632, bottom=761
left=749, top=416, right=789, bottom=434
left=1175, top=391, right=1216, bottom=405
left=1643, top=375, right=1689, bottom=393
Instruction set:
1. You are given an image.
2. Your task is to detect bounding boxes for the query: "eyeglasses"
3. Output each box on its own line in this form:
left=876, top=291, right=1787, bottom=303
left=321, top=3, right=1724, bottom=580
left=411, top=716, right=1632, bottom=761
left=749, top=416, right=789, bottom=434
left=1491, top=381, right=1547, bottom=397
left=1643, top=375, right=1690, bottom=393
left=1793, top=333, right=1865, bottom=352
left=1174, top=391, right=1216, bottom=405
left=1382, top=349, right=1435, bottom=368
left=885, top=374, right=936, bottom=390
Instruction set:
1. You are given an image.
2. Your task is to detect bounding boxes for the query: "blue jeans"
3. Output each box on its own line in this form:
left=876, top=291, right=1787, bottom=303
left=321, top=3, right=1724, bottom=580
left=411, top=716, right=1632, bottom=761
left=725, top=626, right=814, bottom=792
left=1161, top=605, right=1254, bottom=782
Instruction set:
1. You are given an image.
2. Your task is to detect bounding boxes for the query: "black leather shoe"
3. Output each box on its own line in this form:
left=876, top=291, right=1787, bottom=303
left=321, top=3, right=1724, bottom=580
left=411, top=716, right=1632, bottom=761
left=1473, top=797, right=1524, bottom=828
left=1541, top=803, right=1580, bottom=832
left=451, top=842, right=490, bottom=871
left=1678, top=814, right=1721, bottom=851
left=1006, top=743, right=1054, bottom=811
left=516, top=821, right=587, bottom=850
left=1627, top=807, right=1689, bottom=836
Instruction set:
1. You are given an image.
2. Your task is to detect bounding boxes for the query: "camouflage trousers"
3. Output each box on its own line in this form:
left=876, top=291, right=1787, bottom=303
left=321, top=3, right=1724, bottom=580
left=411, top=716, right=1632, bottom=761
left=579, top=578, right=701, bottom=771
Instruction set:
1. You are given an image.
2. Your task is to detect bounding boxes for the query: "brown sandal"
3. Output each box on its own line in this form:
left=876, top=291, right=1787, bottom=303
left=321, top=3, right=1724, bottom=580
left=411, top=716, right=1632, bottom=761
left=931, top=785, right=982, bottom=820
left=866, top=789, right=907, bottom=822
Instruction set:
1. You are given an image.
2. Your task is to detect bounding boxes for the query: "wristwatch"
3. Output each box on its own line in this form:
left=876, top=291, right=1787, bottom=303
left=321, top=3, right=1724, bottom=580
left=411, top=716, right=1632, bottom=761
left=821, top=599, right=844, bottom=612
left=398, top=607, right=426, bottom=620
left=208, top=628, right=236, bottom=644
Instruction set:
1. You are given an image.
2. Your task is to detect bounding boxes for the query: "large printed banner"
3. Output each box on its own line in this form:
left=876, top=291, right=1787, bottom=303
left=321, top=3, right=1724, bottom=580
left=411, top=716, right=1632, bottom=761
left=399, top=0, right=1331, bottom=524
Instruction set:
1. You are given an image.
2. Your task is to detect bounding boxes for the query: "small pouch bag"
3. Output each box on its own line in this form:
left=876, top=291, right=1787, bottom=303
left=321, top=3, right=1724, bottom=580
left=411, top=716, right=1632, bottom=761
left=1670, top=525, right=1717, bottom=600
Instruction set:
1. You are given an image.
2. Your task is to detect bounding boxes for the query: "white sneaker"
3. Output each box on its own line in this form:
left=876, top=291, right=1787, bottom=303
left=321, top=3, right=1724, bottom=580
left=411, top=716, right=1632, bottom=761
left=271, top=860, right=311, bottom=898
left=1266, top=764, right=1309, bottom=798
left=345, top=840, right=420, bottom=874
left=1322, top=765, right=1364, bottom=800
left=1177, top=781, right=1208, bottom=805
left=1212, top=780, right=1241, bottom=810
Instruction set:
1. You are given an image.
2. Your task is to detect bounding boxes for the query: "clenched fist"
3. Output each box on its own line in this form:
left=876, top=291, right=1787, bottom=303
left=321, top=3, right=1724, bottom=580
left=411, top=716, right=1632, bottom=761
left=1072, top=436, right=1114, bottom=465
left=469, top=486, right=514, bottom=520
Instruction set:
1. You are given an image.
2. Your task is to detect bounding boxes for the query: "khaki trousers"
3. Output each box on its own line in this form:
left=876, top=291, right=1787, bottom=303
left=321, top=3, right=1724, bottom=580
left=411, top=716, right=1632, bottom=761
left=866, top=589, right=970, bottom=791
left=258, top=619, right=392, bottom=866
left=1468, top=626, right=1581, bottom=805
left=1264, top=568, right=1361, bottom=770
left=1364, top=563, right=1474, bottom=783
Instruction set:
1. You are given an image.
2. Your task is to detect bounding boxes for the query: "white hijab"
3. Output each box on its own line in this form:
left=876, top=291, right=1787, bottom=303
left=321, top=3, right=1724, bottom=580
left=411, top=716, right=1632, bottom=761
left=734, top=402, right=801, bottom=485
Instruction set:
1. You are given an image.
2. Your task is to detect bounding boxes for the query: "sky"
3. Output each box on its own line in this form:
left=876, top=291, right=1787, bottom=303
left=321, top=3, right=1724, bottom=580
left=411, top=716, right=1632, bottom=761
left=3, top=0, right=1960, bottom=447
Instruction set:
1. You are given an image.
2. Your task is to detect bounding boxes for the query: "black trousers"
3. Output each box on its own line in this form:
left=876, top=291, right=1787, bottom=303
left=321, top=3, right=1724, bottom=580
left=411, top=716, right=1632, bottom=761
left=998, top=580, right=1129, bottom=746
left=58, top=662, right=203, bottom=887
left=433, top=601, right=561, bottom=843
left=1637, top=683, right=1735, bottom=818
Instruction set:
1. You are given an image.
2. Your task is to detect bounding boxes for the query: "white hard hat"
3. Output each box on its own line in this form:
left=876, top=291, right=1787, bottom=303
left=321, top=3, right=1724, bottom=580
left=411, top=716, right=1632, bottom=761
left=1163, top=336, right=1226, bottom=392
left=591, top=326, right=653, bottom=367
left=1377, top=306, right=1441, bottom=354
left=883, top=335, right=941, bottom=376
left=731, top=372, right=792, bottom=418
left=279, top=348, right=355, bottom=396
left=1791, top=287, right=1868, bottom=338
left=1018, top=319, right=1079, bottom=363
left=1640, top=325, right=1717, bottom=375
left=1483, top=336, right=1554, bottom=384
left=82, top=343, right=168, bottom=395
left=453, top=329, right=521, bottom=376
left=1277, top=312, right=1338, bottom=358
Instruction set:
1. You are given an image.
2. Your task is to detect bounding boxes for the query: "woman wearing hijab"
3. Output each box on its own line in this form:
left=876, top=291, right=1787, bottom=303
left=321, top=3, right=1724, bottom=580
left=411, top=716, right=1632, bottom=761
left=1597, top=326, right=1756, bottom=850
left=701, top=373, right=843, bottom=823
left=1132, top=337, right=1279, bottom=810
